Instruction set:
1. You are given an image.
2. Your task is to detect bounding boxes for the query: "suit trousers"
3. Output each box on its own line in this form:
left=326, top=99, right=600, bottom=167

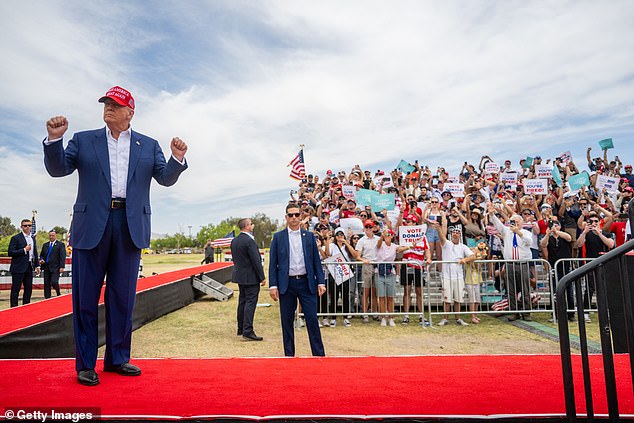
left=71, top=208, right=141, bottom=371
left=43, top=268, right=62, bottom=298
left=507, top=262, right=531, bottom=313
left=10, top=266, right=33, bottom=307
left=237, top=283, right=260, bottom=336
left=279, top=277, right=325, bottom=357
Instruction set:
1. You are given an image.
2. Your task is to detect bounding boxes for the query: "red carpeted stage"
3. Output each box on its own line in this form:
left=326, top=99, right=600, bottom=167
left=0, top=355, right=632, bottom=420
left=1, top=263, right=632, bottom=421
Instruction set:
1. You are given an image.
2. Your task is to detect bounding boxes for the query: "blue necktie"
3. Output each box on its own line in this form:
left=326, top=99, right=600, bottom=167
left=46, top=242, right=54, bottom=263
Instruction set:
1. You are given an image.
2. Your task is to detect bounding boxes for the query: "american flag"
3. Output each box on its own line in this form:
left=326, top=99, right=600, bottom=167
left=30, top=215, right=37, bottom=237
left=210, top=230, right=235, bottom=248
left=288, top=149, right=306, bottom=180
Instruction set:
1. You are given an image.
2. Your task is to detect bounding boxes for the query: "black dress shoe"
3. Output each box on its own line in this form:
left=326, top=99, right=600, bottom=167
left=77, top=369, right=100, bottom=386
left=242, top=333, right=263, bottom=341
left=104, top=362, right=141, bottom=376
left=237, top=330, right=243, bottom=336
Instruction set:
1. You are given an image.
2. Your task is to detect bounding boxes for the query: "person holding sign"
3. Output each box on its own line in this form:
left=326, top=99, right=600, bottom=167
left=376, top=229, right=409, bottom=327
left=324, top=227, right=359, bottom=327
left=398, top=214, right=432, bottom=325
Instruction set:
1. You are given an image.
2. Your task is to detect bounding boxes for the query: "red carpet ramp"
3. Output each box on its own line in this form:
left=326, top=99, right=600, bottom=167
left=0, top=354, right=632, bottom=420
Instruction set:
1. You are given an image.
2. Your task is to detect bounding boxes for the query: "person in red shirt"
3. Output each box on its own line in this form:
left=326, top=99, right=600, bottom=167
left=608, top=213, right=629, bottom=247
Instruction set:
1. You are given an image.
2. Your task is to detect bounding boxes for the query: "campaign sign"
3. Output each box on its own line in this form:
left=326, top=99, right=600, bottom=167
left=342, top=185, right=356, bottom=200
left=523, top=179, right=548, bottom=195
left=552, top=165, right=563, bottom=187
left=372, top=193, right=395, bottom=211
left=485, top=162, right=499, bottom=174
left=386, top=209, right=400, bottom=227
left=598, top=138, right=614, bottom=151
left=558, top=151, right=573, bottom=163
left=355, top=189, right=374, bottom=207
left=399, top=225, right=427, bottom=246
left=535, top=165, right=552, bottom=179
left=397, top=160, right=415, bottom=174
left=445, top=183, right=465, bottom=198
left=446, top=176, right=460, bottom=184
left=568, top=172, right=590, bottom=191
left=595, top=174, right=619, bottom=192
left=501, top=172, right=518, bottom=185
left=329, top=208, right=340, bottom=223
left=324, top=252, right=355, bottom=285
left=339, top=217, right=364, bottom=235
left=522, top=157, right=534, bottom=169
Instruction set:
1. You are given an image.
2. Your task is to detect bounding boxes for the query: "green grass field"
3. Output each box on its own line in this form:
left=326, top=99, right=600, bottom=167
left=1, top=253, right=600, bottom=357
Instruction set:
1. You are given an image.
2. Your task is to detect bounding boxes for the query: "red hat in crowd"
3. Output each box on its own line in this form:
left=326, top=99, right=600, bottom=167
left=625, top=165, right=633, bottom=169
left=363, top=219, right=375, bottom=227
left=624, top=187, right=633, bottom=192
left=99, top=86, right=135, bottom=109
left=405, top=214, right=418, bottom=223
left=387, top=229, right=395, bottom=236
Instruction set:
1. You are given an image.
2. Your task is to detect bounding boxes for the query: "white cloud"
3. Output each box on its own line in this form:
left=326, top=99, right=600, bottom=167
left=1, top=0, right=633, bottom=235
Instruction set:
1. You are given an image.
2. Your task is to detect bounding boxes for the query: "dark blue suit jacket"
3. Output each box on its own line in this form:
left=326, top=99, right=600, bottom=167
left=8, top=233, right=38, bottom=273
left=43, top=127, right=187, bottom=249
left=230, top=233, right=265, bottom=285
left=269, top=228, right=325, bottom=294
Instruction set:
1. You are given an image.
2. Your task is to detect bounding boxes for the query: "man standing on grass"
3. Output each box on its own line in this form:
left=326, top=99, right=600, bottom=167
left=269, top=203, right=326, bottom=356
left=231, top=218, right=266, bottom=341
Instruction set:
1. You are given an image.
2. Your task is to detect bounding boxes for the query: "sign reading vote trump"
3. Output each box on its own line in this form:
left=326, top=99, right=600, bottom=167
left=523, top=179, right=548, bottom=195
left=324, top=252, right=355, bottom=285
left=399, top=225, right=427, bottom=246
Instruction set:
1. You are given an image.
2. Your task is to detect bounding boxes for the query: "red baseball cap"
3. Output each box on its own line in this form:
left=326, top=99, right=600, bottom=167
left=363, top=219, right=375, bottom=227
left=99, top=86, right=135, bottom=110
left=405, top=214, right=419, bottom=223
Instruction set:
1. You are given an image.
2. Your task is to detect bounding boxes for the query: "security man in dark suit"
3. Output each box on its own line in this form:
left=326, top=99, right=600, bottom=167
left=8, top=219, right=40, bottom=307
left=269, top=203, right=326, bottom=356
left=39, top=229, right=67, bottom=298
left=230, top=218, right=266, bottom=341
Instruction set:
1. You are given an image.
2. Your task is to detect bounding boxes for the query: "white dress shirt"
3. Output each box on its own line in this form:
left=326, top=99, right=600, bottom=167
left=106, top=127, right=131, bottom=198
left=288, top=228, right=307, bottom=276
left=23, top=232, right=34, bottom=261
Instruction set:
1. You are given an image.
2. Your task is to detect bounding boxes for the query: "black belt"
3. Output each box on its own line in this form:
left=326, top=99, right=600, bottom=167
left=111, top=198, right=126, bottom=209
left=289, top=274, right=307, bottom=280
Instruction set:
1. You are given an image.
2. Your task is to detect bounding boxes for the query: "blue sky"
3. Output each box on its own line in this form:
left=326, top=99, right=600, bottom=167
left=1, top=1, right=633, bottom=236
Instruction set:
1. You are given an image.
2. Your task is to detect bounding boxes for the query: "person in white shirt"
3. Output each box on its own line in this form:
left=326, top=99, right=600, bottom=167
left=375, top=229, right=409, bottom=327
left=487, top=202, right=534, bottom=321
left=355, top=220, right=380, bottom=323
left=438, top=226, right=475, bottom=326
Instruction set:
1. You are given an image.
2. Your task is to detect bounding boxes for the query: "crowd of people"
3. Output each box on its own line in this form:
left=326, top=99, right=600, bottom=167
left=290, top=147, right=634, bottom=326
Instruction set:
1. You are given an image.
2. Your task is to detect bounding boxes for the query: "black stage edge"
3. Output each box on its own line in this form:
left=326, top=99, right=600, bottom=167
left=0, top=266, right=232, bottom=358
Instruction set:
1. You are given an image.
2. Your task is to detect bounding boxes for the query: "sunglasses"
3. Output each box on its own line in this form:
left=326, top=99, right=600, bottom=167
left=430, top=201, right=439, bottom=204
left=286, top=213, right=301, bottom=218
left=522, top=211, right=532, bottom=215
left=364, top=225, right=374, bottom=229
left=359, top=214, right=367, bottom=217
left=335, top=233, right=345, bottom=236
left=588, top=219, right=599, bottom=223
left=22, top=224, right=32, bottom=227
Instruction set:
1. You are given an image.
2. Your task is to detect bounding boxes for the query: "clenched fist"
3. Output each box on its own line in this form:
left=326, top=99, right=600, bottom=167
left=170, top=137, right=188, bottom=162
left=46, top=116, right=69, bottom=140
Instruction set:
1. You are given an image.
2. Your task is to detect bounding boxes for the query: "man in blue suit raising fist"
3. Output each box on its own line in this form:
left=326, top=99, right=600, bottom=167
left=269, top=203, right=326, bottom=357
left=43, top=86, right=188, bottom=386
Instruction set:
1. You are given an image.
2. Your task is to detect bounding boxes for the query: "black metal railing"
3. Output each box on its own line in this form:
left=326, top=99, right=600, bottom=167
left=556, top=238, right=634, bottom=422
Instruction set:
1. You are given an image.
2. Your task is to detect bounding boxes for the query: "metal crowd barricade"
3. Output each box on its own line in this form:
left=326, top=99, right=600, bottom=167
left=552, top=257, right=598, bottom=319
left=315, top=260, right=429, bottom=325
left=312, top=258, right=555, bottom=326
left=424, top=258, right=553, bottom=324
